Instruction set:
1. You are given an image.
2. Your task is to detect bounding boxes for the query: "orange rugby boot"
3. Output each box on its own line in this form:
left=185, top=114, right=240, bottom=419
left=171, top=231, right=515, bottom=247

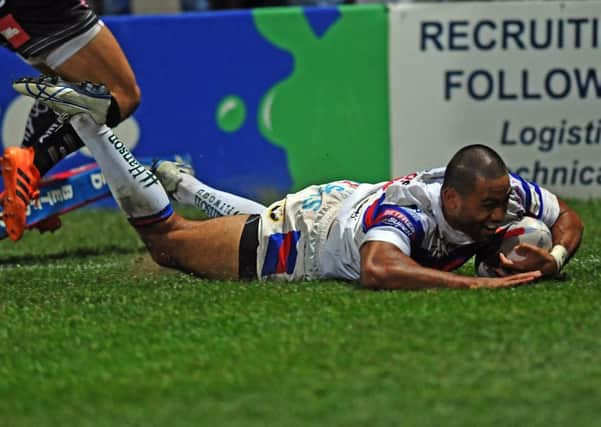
left=0, top=146, right=41, bottom=241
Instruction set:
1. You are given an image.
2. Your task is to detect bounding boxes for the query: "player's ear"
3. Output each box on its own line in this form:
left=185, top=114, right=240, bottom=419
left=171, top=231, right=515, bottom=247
left=442, top=186, right=460, bottom=213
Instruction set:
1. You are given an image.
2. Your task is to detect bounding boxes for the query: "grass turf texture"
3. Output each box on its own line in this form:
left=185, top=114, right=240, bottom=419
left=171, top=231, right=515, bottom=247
left=1, top=201, right=601, bottom=427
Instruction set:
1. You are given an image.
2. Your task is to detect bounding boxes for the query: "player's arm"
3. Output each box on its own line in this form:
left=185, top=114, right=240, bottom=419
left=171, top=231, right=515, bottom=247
left=550, top=197, right=584, bottom=262
left=359, top=241, right=541, bottom=291
left=500, top=197, right=583, bottom=277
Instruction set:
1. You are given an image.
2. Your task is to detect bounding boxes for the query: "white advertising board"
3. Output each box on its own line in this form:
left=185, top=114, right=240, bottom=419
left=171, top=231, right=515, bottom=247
left=389, top=1, right=601, bottom=198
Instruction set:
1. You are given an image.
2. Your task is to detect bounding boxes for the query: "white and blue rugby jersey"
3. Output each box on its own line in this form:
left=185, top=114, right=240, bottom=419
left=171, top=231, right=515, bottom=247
left=319, top=168, right=560, bottom=281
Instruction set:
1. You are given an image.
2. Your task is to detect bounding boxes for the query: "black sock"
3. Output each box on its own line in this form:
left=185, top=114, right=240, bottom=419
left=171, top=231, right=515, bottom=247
left=22, top=101, right=84, bottom=176
left=22, top=101, right=60, bottom=148
left=32, top=123, right=84, bottom=175
left=106, top=96, right=122, bottom=128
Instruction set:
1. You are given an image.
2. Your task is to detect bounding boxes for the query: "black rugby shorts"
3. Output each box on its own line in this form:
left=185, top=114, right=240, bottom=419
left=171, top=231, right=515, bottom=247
left=0, top=0, right=99, bottom=60
left=239, top=214, right=260, bottom=280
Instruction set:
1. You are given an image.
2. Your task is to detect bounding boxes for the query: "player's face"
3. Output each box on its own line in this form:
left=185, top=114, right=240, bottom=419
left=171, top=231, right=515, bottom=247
left=448, top=174, right=511, bottom=242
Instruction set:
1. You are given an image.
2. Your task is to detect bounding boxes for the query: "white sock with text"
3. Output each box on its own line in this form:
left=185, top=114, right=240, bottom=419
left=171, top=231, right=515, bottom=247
left=70, top=114, right=172, bottom=225
left=173, top=174, right=266, bottom=218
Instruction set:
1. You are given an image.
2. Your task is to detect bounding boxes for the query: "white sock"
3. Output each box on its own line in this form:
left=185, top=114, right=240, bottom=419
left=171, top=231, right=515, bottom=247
left=173, top=174, right=266, bottom=218
left=70, top=114, right=172, bottom=225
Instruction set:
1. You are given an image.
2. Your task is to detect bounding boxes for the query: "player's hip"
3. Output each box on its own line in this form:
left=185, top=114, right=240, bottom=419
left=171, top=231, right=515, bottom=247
left=0, top=0, right=99, bottom=60
left=255, top=181, right=359, bottom=281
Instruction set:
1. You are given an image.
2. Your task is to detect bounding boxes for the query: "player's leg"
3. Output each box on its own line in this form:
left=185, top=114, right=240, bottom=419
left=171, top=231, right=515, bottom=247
left=69, top=112, right=253, bottom=279
left=52, top=24, right=140, bottom=124
left=0, top=161, right=113, bottom=240
left=6, top=25, right=141, bottom=192
left=153, top=161, right=267, bottom=217
left=4, top=0, right=138, bottom=124
left=1, top=2, right=139, bottom=240
left=0, top=103, right=86, bottom=240
left=137, top=213, right=252, bottom=279
left=21, top=107, right=85, bottom=176
left=61, top=111, right=249, bottom=278
left=19, top=24, right=139, bottom=129
left=19, top=20, right=140, bottom=164
left=11, top=75, right=259, bottom=277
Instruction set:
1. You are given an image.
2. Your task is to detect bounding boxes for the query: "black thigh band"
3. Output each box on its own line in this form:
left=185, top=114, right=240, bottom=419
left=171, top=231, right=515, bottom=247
left=238, top=214, right=260, bottom=280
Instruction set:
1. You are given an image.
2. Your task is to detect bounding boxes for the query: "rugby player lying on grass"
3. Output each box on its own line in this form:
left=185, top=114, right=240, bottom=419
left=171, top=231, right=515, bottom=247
left=14, top=77, right=584, bottom=290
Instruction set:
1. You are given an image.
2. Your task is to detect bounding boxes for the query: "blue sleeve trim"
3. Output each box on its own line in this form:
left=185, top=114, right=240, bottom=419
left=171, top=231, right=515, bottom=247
left=533, top=182, right=544, bottom=219
left=511, top=172, right=532, bottom=214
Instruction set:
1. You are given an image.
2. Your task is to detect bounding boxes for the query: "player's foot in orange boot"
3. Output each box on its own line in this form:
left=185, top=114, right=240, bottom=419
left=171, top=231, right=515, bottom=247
left=0, top=147, right=41, bottom=241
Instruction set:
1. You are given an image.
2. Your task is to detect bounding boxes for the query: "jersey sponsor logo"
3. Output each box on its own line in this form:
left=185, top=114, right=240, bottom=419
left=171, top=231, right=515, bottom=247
left=363, top=199, right=424, bottom=242
left=374, top=207, right=420, bottom=241
left=0, top=14, right=30, bottom=49
left=301, top=182, right=351, bottom=212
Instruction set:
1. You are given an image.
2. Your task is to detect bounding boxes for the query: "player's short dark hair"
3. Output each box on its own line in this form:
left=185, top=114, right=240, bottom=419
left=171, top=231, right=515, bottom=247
left=442, top=145, right=508, bottom=196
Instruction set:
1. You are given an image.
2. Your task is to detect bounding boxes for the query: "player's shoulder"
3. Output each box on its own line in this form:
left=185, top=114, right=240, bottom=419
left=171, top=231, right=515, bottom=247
left=507, top=171, right=558, bottom=202
left=362, top=196, right=432, bottom=242
left=508, top=171, right=530, bottom=188
left=506, top=171, right=562, bottom=224
left=508, top=171, right=550, bottom=193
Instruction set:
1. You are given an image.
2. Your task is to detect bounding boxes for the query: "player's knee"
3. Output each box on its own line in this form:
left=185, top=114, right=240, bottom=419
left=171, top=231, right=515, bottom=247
left=113, top=82, right=141, bottom=119
left=128, top=83, right=142, bottom=113
left=150, top=246, right=177, bottom=269
left=143, top=237, right=177, bottom=269
left=136, top=216, right=181, bottom=268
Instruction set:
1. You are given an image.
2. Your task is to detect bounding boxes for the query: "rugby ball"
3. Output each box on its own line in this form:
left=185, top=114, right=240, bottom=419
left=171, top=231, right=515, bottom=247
left=476, top=216, right=553, bottom=277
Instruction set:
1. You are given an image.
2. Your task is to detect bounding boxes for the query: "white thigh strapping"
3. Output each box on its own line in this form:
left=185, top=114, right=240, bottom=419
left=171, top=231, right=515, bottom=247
left=25, top=21, right=104, bottom=69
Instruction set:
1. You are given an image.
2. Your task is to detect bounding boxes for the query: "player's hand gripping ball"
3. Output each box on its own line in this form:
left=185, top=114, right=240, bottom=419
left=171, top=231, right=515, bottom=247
left=476, top=216, right=552, bottom=277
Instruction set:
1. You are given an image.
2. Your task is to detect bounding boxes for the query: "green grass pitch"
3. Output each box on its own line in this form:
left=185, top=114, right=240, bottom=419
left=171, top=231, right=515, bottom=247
left=1, top=201, right=601, bottom=427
